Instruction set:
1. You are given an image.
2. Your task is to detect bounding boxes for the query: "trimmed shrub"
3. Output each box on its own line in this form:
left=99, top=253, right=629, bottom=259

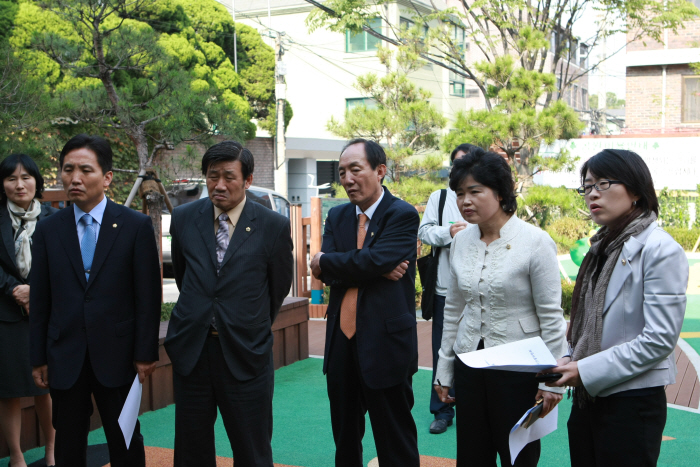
left=161, top=302, right=176, bottom=321
left=561, top=278, right=575, bottom=318
left=664, top=228, right=700, bottom=251
left=546, top=217, right=590, bottom=254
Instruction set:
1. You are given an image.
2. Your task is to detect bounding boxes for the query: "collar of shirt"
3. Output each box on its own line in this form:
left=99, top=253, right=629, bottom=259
left=355, top=187, right=385, bottom=227
left=73, top=195, right=107, bottom=227
left=214, top=195, right=246, bottom=229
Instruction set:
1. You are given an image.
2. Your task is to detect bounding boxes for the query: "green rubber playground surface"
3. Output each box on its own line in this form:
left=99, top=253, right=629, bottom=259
left=5, top=357, right=700, bottom=467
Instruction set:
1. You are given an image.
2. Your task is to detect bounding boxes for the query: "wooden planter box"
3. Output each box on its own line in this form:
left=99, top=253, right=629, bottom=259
left=0, top=297, right=309, bottom=458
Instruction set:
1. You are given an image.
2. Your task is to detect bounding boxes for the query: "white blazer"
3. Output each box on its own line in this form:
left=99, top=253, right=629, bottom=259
left=435, top=216, right=567, bottom=393
left=577, top=222, right=689, bottom=397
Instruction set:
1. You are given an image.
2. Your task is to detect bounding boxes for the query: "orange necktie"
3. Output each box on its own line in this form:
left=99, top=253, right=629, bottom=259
left=340, top=213, right=369, bottom=339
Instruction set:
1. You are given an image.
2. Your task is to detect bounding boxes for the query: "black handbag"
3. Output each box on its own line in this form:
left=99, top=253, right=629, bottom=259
left=417, top=189, right=447, bottom=321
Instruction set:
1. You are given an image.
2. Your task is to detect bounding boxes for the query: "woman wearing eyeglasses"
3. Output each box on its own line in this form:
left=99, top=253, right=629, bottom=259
left=543, top=149, right=689, bottom=466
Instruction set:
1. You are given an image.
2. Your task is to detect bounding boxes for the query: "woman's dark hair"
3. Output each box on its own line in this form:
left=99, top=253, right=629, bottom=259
left=59, top=134, right=113, bottom=174
left=580, top=149, right=658, bottom=216
left=341, top=138, right=386, bottom=169
left=450, top=143, right=480, bottom=162
left=201, top=140, right=255, bottom=179
left=449, top=148, right=517, bottom=214
left=0, top=154, right=44, bottom=200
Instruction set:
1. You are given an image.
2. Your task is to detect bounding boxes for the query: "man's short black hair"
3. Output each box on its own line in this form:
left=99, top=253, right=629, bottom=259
left=341, top=138, right=386, bottom=169
left=0, top=154, right=45, bottom=200
left=201, top=140, right=254, bottom=179
left=59, top=134, right=113, bottom=174
left=450, top=143, right=481, bottom=162
left=580, top=149, right=659, bottom=216
left=449, top=148, right=517, bottom=214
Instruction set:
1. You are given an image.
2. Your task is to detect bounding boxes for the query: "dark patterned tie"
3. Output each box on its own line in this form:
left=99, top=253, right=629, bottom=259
left=216, top=212, right=230, bottom=269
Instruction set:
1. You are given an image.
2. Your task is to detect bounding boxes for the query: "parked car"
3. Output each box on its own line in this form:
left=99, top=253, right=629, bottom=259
left=161, top=180, right=291, bottom=274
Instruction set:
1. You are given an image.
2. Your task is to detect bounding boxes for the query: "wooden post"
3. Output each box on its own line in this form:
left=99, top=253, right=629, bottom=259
left=310, top=197, right=323, bottom=304
left=290, top=204, right=304, bottom=297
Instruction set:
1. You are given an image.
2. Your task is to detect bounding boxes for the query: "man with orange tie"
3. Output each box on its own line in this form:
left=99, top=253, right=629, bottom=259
left=310, top=139, right=420, bottom=467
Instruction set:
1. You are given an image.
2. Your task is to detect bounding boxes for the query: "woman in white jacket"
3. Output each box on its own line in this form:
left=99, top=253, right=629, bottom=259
left=545, top=149, right=689, bottom=466
left=434, top=149, right=567, bottom=467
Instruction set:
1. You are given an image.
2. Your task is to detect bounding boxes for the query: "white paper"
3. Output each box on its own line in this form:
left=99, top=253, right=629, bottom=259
left=457, top=337, right=557, bottom=372
left=118, top=375, right=142, bottom=449
left=509, top=404, right=558, bottom=464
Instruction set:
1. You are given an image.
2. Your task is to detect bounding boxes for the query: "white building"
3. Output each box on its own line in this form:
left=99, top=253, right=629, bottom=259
left=220, top=0, right=484, bottom=215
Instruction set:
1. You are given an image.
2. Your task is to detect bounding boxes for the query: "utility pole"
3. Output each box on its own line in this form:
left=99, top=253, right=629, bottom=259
left=274, top=32, right=288, bottom=198
left=230, top=0, right=237, bottom=73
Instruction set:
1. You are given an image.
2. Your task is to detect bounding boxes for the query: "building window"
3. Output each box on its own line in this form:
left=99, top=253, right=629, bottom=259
left=581, top=88, right=588, bottom=110
left=346, top=18, right=382, bottom=53
left=465, top=89, right=480, bottom=98
left=682, top=76, right=700, bottom=123
left=579, top=43, right=588, bottom=68
left=346, top=98, right=379, bottom=111
left=400, top=17, right=429, bottom=42
left=451, top=23, right=466, bottom=53
left=449, top=71, right=465, bottom=97
left=573, top=85, right=579, bottom=108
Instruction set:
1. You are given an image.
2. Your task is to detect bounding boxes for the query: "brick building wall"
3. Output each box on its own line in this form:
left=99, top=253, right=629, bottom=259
left=153, top=136, right=275, bottom=189
left=627, top=25, right=700, bottom=53
left=625, top=19, right=700, bottom=132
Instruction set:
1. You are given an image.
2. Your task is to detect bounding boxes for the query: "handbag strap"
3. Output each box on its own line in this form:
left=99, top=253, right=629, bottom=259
left=431, top=189, right=447, bottom=257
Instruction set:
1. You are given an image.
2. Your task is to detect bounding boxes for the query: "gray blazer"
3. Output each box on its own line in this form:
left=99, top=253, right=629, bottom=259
left=577, top=222, right=689, bottom=397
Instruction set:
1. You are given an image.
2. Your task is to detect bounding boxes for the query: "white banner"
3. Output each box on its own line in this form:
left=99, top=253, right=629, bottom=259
left=536, top=137, right=700, bottom=190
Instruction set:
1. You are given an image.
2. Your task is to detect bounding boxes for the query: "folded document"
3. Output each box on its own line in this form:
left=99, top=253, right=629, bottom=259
left=457, top=337, right=557, bottom=372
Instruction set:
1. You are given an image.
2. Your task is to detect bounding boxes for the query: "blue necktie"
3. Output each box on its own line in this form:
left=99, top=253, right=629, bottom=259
left=81, top=214, right=96, bottom=280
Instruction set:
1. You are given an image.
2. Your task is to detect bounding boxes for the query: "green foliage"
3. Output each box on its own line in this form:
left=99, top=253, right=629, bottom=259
left=589, top=92, right=626, bottom=110
left=657, top=188, right=700, bottom=228
left=546, top=217, right=591, bottom=254
left=384, top=177, right=444, bottom=207
left=326, top=48, right=445, bottom=190
left=4, top=0, right=278, bottom=195
left=443, top=57, right=584, bottom=181
left=517, top=185, right=588, bottom=228
left=561, top=279, right=575, bottom=318
left=161, top=302, right=176, bottom=321
left=664, top=228, right=700, bottom=251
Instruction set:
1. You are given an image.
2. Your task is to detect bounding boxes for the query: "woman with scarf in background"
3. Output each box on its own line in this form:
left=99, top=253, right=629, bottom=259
left=0, top=154, right=57, bottom=467
left=544, top=149, right=689, bottom=466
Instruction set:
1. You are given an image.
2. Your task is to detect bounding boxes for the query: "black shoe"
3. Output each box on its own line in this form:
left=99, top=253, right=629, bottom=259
left=429, top=418, right=453, bottom=434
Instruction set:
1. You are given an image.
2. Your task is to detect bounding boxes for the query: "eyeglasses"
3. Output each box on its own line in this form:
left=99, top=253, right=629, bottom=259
left=576, top=180, right=623, bottom=196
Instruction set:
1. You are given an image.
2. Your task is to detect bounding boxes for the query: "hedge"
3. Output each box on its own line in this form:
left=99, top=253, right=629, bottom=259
left=161, top=302, right=176, bottom=322
left=664, top=227, right=700, bottom=251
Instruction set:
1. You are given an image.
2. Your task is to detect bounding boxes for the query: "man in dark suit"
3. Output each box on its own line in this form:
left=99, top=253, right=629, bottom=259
left=164, top=140, right=293, bottom=467
left=310, top=138, right=421, bottom=467
left=30, top=134, right=162, bottom=467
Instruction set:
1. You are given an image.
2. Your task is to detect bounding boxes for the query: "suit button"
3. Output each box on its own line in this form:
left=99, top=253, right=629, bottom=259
left=214, top=297, right=219, bottom=302
left=85, top=296, right=91, bottom=302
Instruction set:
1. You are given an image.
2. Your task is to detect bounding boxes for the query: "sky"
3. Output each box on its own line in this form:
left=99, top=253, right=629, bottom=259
left=573, top=4, right=628, bottom=100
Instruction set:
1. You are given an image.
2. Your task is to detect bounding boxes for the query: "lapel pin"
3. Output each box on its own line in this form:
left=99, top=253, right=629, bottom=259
left=370, top=232, right=374, bottom=237
left=506, top=244, right=511, bottom=249
left=246, top=227, right=251, bottom=232
left=622, top=259, right=627, bottom=265
left=112, top=223, right=117, bottom=228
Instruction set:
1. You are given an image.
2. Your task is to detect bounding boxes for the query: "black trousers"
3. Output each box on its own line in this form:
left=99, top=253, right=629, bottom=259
left=454, top=355, right=541, bottom=467
left=173, top=335, right=274, bottom=467
left=567, top=387, right=667, bottom=466
left=326, top=320, right=420, bottom=467
left=430, top=294, right=455, bottom=421
left=50, top=354, right=144, bottom=467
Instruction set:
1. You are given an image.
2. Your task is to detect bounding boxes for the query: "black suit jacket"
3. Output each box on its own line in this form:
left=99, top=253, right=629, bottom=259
left=30, top=199, right=162, bottom=390
left=164, top=197, right=294, bottom=381
left=0, top=202, right=57, bottom=323
left=320, top=187, right=420, bottom=390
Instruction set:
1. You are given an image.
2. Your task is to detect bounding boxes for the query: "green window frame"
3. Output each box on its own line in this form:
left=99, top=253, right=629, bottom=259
left=346, top=18, right=382, bottom=53
left=346, top=98, right=379, bottom=111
